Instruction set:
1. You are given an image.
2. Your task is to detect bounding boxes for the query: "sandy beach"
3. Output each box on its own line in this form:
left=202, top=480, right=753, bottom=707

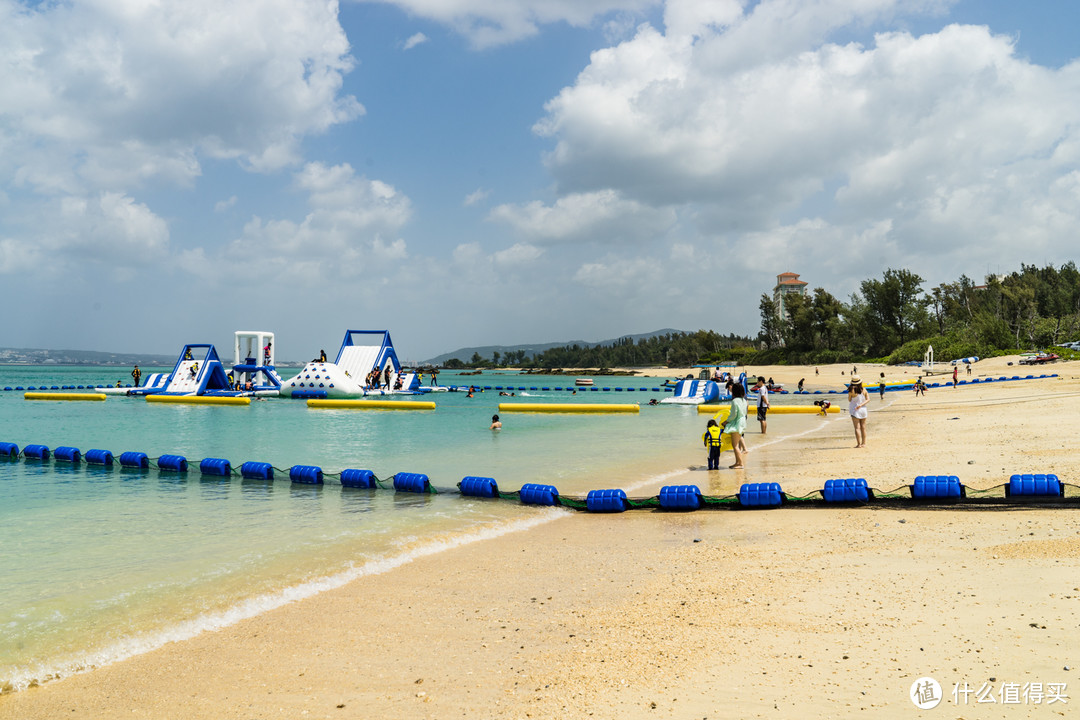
left=4, top=355, right=1079, bottom=719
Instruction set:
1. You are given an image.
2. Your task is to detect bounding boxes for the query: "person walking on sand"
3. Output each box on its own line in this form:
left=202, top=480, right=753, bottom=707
left=878, top=372, right=886, bottom=400
left=702, top=419, right=723, bottom=470
left=952, top=365, right=958, bottom=388
left=723, top=383, right=748, bottom=469
left=752, top=376, right=769, bottom=434
left=848, top=375, right=869, bottom=448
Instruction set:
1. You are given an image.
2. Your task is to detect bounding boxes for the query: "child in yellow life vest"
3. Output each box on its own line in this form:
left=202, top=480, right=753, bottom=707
left=703, top=418, right=723, bottom=470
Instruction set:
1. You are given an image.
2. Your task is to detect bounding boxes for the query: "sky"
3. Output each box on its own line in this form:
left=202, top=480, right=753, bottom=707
left=2, top=0, right=1080, bottom=363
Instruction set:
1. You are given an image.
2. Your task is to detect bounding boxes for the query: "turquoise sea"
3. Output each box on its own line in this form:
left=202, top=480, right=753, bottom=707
left=0, top=365, right=733, bottom=693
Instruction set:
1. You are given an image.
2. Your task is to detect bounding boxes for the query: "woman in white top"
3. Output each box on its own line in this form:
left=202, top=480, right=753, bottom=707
left=848, top=376, right=869, bottom=448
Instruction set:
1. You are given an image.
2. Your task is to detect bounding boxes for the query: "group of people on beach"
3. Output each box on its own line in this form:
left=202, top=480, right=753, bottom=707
left=704, top=372, right=873, bottom=469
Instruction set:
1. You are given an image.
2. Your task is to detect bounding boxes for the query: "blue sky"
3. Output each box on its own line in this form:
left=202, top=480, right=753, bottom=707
left=2, top=0, right=1080, bottom=362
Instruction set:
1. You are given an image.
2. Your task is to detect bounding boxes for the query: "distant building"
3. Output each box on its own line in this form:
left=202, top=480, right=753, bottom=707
left=773, top=271, right=808, bottom=320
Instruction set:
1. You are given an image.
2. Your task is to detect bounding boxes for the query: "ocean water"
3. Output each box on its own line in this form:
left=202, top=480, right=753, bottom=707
left=0, top=366, right=746, bottom=692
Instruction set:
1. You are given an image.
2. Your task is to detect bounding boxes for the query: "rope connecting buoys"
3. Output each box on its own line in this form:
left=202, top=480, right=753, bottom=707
left=24, top=392, right=107, bottom=401
left=147, top=395, right=251, bottom=406
left=498, top=403, right=639, bottom=414
left=307, top=399, right=436, bottom=410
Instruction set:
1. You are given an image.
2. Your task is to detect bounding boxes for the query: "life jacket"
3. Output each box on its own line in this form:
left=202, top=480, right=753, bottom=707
left=703, top=426, right=723, bottom=447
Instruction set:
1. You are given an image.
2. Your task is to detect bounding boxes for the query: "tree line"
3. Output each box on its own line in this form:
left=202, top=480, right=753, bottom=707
left=440, top=261, right=1080, bottom=369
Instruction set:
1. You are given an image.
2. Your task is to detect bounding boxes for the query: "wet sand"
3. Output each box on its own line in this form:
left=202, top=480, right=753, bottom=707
left=3, top=357, right=1079, bottom=719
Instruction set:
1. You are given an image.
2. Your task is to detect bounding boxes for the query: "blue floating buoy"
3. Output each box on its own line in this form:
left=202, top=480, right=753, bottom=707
left=15, top=387, right=24, bottom=391
left=529, top=387, right=538, bottom=391
left=658, top=484, right=702, bottom=510
left=738, top=482, right=784, bottom=508
left=200, top=458, right=232, bottom=476
left=52, top=386, right=60, bottom=390
left=586, top=488, right=628, bottom=512
left=1007, top=473, right=1062, bottom=497
left=459, top=476, right=499, bottom=498
left=290, top=465, right=324, bottom=484
left=85, top=449, right=114, bottom=466
left=158, top=454, right=188, bottom=472
left=54, top=446, right=81, bottom=463
left=822, top=478, right=870, bottom=503
left=519, top=483, right=559, bottom=506
left=24, top=444, right=50, bottom=460
left=240, top=461, right=273, bottom=480
left=911, top=475, right=963, bottom=499
left=119, top=451, right=149, bottom=469
left=553, top=387, right=562, bottom=391
left=542, top=387, right=550, bottom=391
left=340, top=468, right=377, bottom=488
left=393, top=472, right=430, bottom=493
left=0, top=441, right=19, bottom=459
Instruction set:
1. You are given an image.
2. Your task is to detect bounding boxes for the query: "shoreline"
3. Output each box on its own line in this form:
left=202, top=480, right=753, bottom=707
left=3, top=361, right=1080, bottom=718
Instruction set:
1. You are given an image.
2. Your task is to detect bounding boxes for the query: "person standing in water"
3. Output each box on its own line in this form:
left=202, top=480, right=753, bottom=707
left=723, top=384, right=748, bottom=469
left=490, top=414, right=502, bottom=430
left=702, top=419, right=723, bottom=470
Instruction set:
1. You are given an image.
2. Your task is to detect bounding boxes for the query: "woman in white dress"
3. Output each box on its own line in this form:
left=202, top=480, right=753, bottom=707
left=848, top=376, right=869, bottom=448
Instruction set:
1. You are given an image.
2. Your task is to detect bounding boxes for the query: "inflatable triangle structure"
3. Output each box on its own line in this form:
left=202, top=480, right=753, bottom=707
left=156, top=344, right=234, bottom=395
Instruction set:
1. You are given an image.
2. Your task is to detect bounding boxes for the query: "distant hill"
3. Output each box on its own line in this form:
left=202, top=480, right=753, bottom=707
left=0, top=346, right=177, bottom=367
left=423, top=329, right=687, bottom=365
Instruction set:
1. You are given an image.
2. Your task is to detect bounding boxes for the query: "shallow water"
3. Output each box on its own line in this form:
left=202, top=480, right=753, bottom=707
left=4, top=366, right=780, bottom=691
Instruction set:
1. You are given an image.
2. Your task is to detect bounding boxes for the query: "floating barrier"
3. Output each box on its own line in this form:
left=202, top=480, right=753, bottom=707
left=200, top=458, right=232, bottom=476
left=658, top=484, right=703, bottom=510
left=1006, top=473, right=1062, bottom=498
left=738, top=482, right=784, bottom=508
left=3, top=435, right=1078, bottom=512
left=147, top=395, right=251, bottom=406
left=822, top=478, right=871, bottom=503
left=586, top=488, right=629, bottom=513
left=498, top=403, right=639, bottom=414
left=393, top=472, right=431, bottom=493
left=85, top=449, right=114, bottom=466
left=240, top=461, right=274, bottom=480
left=23, top=444, right=50, bottom=460
left=119, top=451, right=150, bottom=469
left=459, top=476, right=499, bottom=498
left=54, top=446, right=82, bottom=463
left=912, top=475, right=964, bottom=499
left=307, top=399, right=436, bottom=411
left=340, top=469, right=378, bottom=489
left=290, top=465, right=324, bottom=485
left=157, top=454, right=188, bottom=472
left=24, top=392, right=106, bottom=402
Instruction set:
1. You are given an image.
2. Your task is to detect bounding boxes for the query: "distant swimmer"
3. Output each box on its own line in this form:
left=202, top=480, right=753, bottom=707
left=648, top=398, right=659, bottom=406
left=131, top=365, right=142, bottom=387
left=490, top=414, right=502, bottom=430
left=499, top=391, right=510, bottom=396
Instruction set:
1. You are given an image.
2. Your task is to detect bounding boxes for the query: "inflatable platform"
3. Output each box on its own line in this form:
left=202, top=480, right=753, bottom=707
left=279, top=330, right=421, bottom=399
left=129, top=344, right=241, bottom=397
left=660, top=379, right=721, bottom=405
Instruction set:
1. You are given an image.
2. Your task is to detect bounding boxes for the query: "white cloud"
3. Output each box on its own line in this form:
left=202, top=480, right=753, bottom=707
left=493, top=242, right=543, bottom=266
left=489, top=189, right=675, bottom=244
left=204, top=162, right=411, bottom=284
left=358, top=0, right=660, bottom=48
left=0, top=0, right=361, bottom=194
left=403, top=32, right=429, bottom=50
left=214, top=196, right=238, bottom=213
left=463, top=188, right=491, bottom=206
